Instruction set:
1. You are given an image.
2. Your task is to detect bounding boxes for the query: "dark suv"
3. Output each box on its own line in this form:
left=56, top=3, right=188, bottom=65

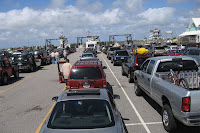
left=13, top=54, right=36, bottom=72
left=111, top=50, right=129, bottom=66
left=121, top=55, right=150, bottom=83
left=0, top=56, right=19, bottom=85
left=67, top=60, right=107, bottom=89
left=34, top=50, right=51, bottom=66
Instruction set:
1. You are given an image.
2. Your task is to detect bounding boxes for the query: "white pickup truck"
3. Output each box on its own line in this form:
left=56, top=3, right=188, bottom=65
left=134, top=56, right=200, bottom=132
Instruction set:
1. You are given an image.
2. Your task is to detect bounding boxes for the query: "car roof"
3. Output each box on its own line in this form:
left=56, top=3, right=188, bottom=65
left=74, top=60, right=101, bottom=66
left=57, top=88, right=109, bottom=102
left=148, top=55, right=196, bottom=62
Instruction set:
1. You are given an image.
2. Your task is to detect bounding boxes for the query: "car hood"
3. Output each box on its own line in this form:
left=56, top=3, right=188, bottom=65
left=42, top=126, right=118, bottom=133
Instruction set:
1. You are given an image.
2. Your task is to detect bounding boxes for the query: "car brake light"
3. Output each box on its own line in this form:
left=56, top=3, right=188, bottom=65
left=182, top=97, right=190, bottom=112
left=154, top=50, right=156, bottom=54
left=67, top=82, right=70, bottom=88
left=59, top=77, right=62, bottom=83
left=41, top=56, right=44, bottom=59
left=103, top=80, right=106, bottom=88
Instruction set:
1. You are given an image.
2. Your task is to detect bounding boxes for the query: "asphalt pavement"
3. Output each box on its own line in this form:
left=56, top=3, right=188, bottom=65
left=0, top=47, right=199, bottom=133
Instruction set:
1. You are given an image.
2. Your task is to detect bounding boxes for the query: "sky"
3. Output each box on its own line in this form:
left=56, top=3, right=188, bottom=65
left=0, top=0, right=200, bottom=49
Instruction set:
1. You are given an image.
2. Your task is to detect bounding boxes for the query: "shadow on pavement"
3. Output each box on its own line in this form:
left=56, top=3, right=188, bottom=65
left=142, top=93, right=200, bottom=133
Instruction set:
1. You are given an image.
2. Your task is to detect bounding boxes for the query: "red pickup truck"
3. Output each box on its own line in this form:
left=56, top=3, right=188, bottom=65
left=0, top=57, right=19, bottom=85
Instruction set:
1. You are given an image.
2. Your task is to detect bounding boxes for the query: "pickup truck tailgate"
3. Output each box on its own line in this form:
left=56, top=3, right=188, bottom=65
left=190, top=90, right=200, bottom=113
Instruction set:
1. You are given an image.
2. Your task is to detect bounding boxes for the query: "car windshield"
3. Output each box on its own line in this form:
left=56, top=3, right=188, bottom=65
left=173, top=50, right=182, bottom=53
left=88, top=44, right=94, bottom=47
left=116, top=51, right=128, bottom=56
left=110, top=47, right=120, bottom=51
left=70, top=67, right=102, bottom=79
left=47, top=99, right=115, bottom=129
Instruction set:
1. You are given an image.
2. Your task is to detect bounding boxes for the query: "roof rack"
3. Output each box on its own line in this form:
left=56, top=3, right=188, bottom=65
left=66, top=89, right=100, bottom=96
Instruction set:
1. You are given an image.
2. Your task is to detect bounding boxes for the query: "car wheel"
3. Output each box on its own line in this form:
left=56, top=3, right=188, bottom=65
left=30, top=65, right=34, bottom=72
left=113, top=61, right=116, bottom=66
left=162, top=104, right=177, bottom=132
left=134, top=81, right=142, bottom=96
left=121, top=67, right=126, bottom=76
left=14, top=70, right=19, bottom=78
left=111, top=58, right=113, bottom=63
left=2, top=74, right=8, bottom=85
left=128, top=73, right=134, bottom=83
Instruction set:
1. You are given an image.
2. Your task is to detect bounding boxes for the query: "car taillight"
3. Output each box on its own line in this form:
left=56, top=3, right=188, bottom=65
left=103, top=80, right=106, bottom=88
left=114, top=56, right=116, bottom=60
left=59, top=77, right=62, bottom=83
left=182, top=97, right=190, bottom=112
left=131, top=66, right=134, bottom=71
left=67, top=82, right=70, bottom=88
left=41, top=56, right=44, bottom=59
left=154, top=50, right=156, bottom=54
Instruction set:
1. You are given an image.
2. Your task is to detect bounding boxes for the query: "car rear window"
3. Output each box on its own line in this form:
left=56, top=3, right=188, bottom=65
left=70, top=67, right=102, bottom=79
left=110, top=47, right=120, bottom=51
left=157, top=60, right=198, bottom=72
left=116, top=51, right=128, bottom=56
left=155, top=47, right=165, bottom=50
left=47, top=99, right=115, bottom=129
left=82, top=54, right=94, bottom=57
left=137, top=56, right=148, bottom=66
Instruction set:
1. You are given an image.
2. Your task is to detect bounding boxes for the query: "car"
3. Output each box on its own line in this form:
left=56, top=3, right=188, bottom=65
left=111, top=50, right=129, bottom=66
left=39, top=88, right=125, bottom=133
left=0, top=56, right=19, bottom=85
left=13, top=53, right=37, bottom=72
left=34, top=49, right=51, bottom=66
left=121, top=54, right=150, bottom=83
left=107, top=47, right=121, bottom=60
left=83, top=48, right=97, bottom=56
left=67, top=60, right=107, bottom=89
left=80, top=53, right=97, bottom=60
left=182, top=48, right=200, bottom=64
left=150, top=46, right=166, bottom=56
left=163, top=50, right=183, bottom=56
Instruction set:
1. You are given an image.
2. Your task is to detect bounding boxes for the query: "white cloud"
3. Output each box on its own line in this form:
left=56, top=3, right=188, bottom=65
left=138, top=7, right=176, bottom=25
left=112, top=0, right=144, bottom=14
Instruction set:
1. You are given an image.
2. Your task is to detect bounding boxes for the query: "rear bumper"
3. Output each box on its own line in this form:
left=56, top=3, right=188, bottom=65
left=174, top=111, right=200, bottom=126
left=18, top=65, right=30, bottom=70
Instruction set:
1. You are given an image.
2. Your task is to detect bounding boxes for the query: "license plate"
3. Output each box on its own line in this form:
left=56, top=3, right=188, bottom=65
left=121, top=57, right=124, bottom=59
left=18, top=62, right=22, bottom=65
left=83, top=84, right=90, bottom=88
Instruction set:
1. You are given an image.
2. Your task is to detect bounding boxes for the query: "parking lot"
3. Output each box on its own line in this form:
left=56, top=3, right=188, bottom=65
left=0, top=47, right=200, bottom=133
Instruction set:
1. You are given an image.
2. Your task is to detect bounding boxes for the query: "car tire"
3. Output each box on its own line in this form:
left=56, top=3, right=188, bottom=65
left=134, top=81, right=142, bottom=96
left=14, top=70, right=19, bottom=79
left=113, top=61, right=116, bottom=66
left=128, top=73, right=134, bottom=83
left=121, top=67, right=126, bottom=76
left=162, top=104, right=177, bottom=132
left=29, top=65, right=34, bottom=72
left=1, top=74, right=8, bottom=85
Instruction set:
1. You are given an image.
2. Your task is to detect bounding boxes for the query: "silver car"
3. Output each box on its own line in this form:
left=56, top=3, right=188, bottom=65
left=80, top=53, right=97, bottom=60
left=39, top=89, right=126, bottom=133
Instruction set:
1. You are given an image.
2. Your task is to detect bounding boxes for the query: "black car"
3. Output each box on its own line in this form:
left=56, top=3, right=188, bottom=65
left=13, top=53, right=37, bottom=72
left=121, top=55, right=150, bottom=83
left=34, top=50, right=51, bottom=66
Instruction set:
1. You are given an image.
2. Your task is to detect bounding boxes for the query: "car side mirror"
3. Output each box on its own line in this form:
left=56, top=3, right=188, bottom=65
left=52, top=96, right=58, bottom=101
left=114, top=94, right=120, bottom=99
left=103, top=66, right=107, bottom=69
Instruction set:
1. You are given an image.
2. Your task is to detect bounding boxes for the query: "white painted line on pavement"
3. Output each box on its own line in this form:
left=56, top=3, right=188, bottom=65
left=101, top=54, right=151, bottom=133
left=126, top=122, right=162, bottom=126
